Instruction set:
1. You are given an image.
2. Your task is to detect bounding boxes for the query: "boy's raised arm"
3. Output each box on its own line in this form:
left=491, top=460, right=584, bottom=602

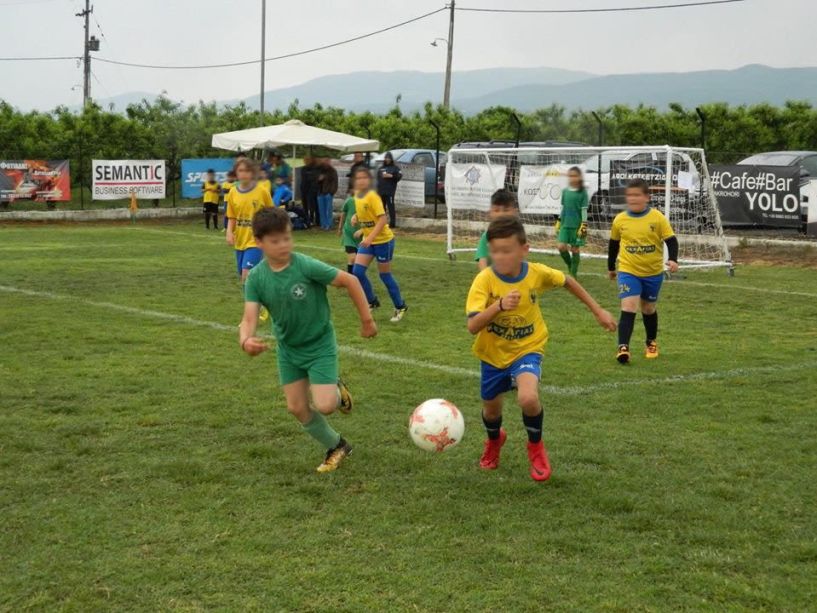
left=332, top=271, right=378, bottom=338
left=563, top=277, right=617, bottom=331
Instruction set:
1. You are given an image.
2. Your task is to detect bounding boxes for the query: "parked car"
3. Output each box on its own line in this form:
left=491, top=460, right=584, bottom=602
left=736, top=151, right=817, bottom=224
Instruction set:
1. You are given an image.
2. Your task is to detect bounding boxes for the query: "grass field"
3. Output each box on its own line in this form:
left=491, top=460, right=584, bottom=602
left=1, top=220, right=816, bottom=611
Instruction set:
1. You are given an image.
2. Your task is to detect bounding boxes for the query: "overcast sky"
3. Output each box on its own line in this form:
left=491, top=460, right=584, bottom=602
left=0, top=0, right=812, bottom=110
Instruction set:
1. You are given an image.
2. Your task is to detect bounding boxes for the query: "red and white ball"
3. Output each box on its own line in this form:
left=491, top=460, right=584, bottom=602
left=409, top=399, right=465, bottom=452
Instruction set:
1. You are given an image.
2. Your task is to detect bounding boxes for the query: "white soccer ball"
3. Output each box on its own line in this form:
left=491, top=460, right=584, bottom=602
left=409, top=399, right=465, bottom=452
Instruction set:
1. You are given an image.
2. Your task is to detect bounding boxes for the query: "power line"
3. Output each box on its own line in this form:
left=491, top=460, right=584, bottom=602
left=456, top=0, right=745, bottom=13
left=93, top=7, right=447, bottom=70
left=0, top=55, right=79, bottom=61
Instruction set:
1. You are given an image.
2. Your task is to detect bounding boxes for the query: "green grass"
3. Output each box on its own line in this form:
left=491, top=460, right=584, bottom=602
left=1, top=220, right=816, bottom=611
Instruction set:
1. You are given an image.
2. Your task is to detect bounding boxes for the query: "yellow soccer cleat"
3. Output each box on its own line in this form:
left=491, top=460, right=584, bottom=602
left=259, top=307, right=270, bottom=322
left=616, top=344, right=631, bottom=364
left=337, top=378, right=353, bottom=414
left=645, top=341, right=659, bottom=359
left=316, top=438, right=353, bottom=473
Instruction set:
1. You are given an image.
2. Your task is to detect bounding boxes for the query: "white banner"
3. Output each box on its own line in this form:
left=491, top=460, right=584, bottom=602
left=805, top=180, right=817, bottom=237
left=92, top=160, right=166, bottom=200
left=517, top=164, right=585, bottom=215
left=395, top=163, right=426, bottom=208
left=445, top=163, right=507, bottom=211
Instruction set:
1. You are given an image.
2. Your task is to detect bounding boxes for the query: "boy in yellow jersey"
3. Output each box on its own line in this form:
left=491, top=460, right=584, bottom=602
left=350, top=167, right=408, bottom=322
left=257, top=168, right=273, bottom=196
left=466, top=216, right=616, bottom=481
left=226, top=159, right=273, bottom=281
left=607, top=178, right=679, bottom=364
left=220, top=170, right=236, bottom=231
left=201, top=169, right=220, bottom=230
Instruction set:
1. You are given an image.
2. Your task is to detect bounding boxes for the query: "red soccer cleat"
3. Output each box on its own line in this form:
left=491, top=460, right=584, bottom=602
left=527, top=441, right=552, bottom=482
left=479, top=428, right=507, bottom=470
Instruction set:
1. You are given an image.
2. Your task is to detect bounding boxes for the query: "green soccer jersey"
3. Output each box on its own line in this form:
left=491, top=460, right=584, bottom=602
left=341, top=197, right=360, bottom=249
left=559, top=188, right=589, bottom=228
left=244, top=252, right=339, bottom=362
left=475, top=231, right=489, bottom=263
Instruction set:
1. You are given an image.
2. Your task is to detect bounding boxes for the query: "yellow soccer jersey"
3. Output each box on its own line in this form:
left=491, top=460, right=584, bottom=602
left=226, top=183, right=273, bottom=251
left=610, top=208, right=675, bottom=277
left=354, top=190, right=394, bottom=245
left=221, top=180, right=235, bottom=200
left=258, top=178, right=272, bottom=194
left=466, top=262, right=566, bottom=369
left=202, top=180, right=220, bottom=204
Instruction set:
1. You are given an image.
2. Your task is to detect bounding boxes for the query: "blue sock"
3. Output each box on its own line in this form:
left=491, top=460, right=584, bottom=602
left=379, top=272, right=405, bottom=308
left=353, top=264, right=376, bottom=303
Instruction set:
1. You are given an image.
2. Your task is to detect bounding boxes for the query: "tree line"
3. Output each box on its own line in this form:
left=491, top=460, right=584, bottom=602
left=1, top=97, right=816, bottom=187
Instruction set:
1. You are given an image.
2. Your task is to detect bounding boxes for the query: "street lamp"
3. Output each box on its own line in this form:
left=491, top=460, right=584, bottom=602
left=430, top=38, right=447, bottom=47
left=430, top=38, right=453, bottom=109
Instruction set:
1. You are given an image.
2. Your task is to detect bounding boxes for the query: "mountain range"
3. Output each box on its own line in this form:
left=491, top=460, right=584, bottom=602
left=88, top=64, right=817, bottom=114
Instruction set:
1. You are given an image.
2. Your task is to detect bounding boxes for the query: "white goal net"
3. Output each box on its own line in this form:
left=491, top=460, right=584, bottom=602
left=444, top=145, right=732, bottom=271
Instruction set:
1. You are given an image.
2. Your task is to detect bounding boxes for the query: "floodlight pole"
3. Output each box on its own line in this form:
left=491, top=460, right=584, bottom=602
left=259, top=0, right=266, bottom=126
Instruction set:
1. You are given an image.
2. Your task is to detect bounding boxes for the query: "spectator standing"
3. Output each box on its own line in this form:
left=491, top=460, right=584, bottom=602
left=270, top=152, right=292, bottom=186
left=347, top=152, right=368, bottom=193
left=317, top=158, right=339, bottom=230
left=300, top=155, right=321, bottom=226
left=377, top=152, right=402, bottom=229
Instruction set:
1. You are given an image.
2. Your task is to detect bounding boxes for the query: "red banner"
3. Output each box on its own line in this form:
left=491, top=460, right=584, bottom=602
left=0, top=160, right=71, bottom=203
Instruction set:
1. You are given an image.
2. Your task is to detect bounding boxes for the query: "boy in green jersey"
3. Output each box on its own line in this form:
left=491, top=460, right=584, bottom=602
left=555, top=166, right=590, bottom=277
left=239, top=207, right=378, bottom=473
left=337, top=195, right=360, bottom=274
left=475, top=189, right=519, bottom=271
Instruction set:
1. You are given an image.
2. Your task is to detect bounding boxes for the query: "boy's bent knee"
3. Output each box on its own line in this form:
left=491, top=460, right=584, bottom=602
left=518, top=392, right=540, bottom=415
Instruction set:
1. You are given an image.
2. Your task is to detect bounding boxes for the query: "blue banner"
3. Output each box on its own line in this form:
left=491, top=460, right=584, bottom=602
left=181, top=158, right=235, bottom=199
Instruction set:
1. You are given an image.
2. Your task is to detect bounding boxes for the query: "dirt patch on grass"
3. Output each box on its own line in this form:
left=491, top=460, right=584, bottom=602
left=731, top=244, right=817, bottom=268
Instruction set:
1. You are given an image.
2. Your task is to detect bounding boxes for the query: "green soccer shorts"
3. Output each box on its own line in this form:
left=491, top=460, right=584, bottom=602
left=277, top=351, right=339, bottom=386
left=558, top=226, right=586, bottom=247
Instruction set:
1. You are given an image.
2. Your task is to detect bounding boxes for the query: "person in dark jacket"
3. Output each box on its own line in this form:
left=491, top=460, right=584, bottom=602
left=347, top=152, right=368, bottom=194
left=317, top=158, right=339, bottom=230
left=299, top=155, right=320, bottom=226
left=377, top=152, right=402, bottom=228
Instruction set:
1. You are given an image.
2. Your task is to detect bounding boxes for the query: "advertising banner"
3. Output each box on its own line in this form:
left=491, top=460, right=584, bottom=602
left=92, top=160, right=166, bottom=200
left=445, top=163, right=507, bottom=211
left=711, top=165, right=801, bottom=227
left=395, top=163, right=426, bottom=208
left=0, top=160, right=71, bottom=202
left=180, top=158, right=235, bottom=199
left=517, top=164, right=585, bottom=215
left=609, top=159, right=690, bottom=214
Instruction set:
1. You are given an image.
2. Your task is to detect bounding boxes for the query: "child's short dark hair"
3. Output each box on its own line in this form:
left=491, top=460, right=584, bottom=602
left=626, top=178, right=650, bottom=195
left=252, top=207, right=291, bottom=238
left=487, top=215, right=527, bottom=244
left=206, top=168, right=215, bottom=174
left=490, top=189, right=518, bottom=209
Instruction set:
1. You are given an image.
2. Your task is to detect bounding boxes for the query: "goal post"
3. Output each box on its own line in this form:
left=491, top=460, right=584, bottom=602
left=444, top=145, right=733, bottom=272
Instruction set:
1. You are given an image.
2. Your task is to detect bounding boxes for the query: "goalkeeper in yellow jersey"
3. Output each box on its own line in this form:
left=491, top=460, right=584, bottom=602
left=607, top=178, right=679, bottom=364
left=466, top=216, right=616, bottom=482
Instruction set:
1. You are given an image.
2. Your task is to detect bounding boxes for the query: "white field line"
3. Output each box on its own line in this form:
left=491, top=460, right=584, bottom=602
left=126, top=227, right=817, bottom=299
left=2, top=283, right=813, bottom=397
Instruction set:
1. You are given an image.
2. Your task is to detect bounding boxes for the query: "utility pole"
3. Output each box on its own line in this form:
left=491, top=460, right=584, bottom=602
left=259, top=0, right=266, bottom=126
left=76, top=0, right=93, bottom=108
left=443, top=0, right=455, bottom=109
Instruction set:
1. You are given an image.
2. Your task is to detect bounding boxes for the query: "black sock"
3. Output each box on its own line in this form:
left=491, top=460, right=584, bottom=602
left=347, top=264, right=354, bottom=274
left=522, top=411, right=544, bottom=444
left=482, top=413, right=502, bottom=440
left=618, top=311, right=636, bottom=346
left=643, top=311, right=658, bottom=343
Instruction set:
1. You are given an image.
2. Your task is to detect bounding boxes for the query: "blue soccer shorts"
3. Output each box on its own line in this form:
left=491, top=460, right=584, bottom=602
left=235, top=247, right=264, bottom=276
left=617, top=272, right=664, bottom=302
left=357, top=238, right=395, bottom=263
left=480, top=353, right=542, bottom=401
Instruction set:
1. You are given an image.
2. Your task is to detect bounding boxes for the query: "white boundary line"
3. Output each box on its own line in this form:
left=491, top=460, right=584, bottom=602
left=126, top=227, right=817, bottom=299
left=2, top=283, right=813, bottom=397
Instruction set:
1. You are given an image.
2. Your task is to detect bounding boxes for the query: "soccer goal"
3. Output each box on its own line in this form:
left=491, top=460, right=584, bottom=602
left=444, top=145, right=733, bottom=272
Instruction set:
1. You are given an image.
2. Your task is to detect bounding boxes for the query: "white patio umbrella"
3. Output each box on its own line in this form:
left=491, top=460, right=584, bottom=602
left=211, top=119, right=379, bottom=153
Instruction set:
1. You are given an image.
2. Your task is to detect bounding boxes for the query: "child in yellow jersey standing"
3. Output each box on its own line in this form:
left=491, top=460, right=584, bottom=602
left=201, top=169, right=221, bottom=230
left=220, top=170, right=236, bottom=231
left=607, top=178, right=679, bottom=364
left=226, top=158, right=273, bottom=281
left=466, top=216, right=616, bottom=481
left=350, top=167, right=408, bottom=323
